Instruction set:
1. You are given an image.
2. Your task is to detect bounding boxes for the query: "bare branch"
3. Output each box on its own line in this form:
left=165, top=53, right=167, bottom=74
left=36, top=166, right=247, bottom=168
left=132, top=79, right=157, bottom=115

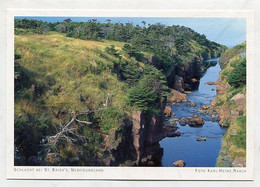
left=47, top=93, right=111, bottom=147
left=75, top=119, right=92, bottom=125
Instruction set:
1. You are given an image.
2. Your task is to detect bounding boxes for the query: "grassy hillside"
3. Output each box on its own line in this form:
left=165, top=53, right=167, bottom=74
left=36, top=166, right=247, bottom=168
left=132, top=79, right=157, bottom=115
left=214, top=42, right=246, bottom=167
left=15, top=33, right=134, bottom=165
left=14, top=21, right=226, bottom=166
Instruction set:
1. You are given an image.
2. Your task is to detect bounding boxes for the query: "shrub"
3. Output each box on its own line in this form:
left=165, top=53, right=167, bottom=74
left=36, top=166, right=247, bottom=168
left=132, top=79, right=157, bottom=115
left=120, top=61, right=141, bottom=85
left=105, top=45, right=121, bottom=59
left=123, top=44, right=144, bottom=62
left=95, top=106, right=124, bottom=134
left=227, top=58, right=246, bottom=88
left=126, top=65, right=168, bottom=114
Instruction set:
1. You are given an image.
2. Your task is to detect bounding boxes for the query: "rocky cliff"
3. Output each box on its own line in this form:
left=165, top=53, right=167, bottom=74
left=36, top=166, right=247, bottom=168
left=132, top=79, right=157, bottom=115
left=131, top=98, right=167, bottom=166
left=212, top=42, right=247, bottom=167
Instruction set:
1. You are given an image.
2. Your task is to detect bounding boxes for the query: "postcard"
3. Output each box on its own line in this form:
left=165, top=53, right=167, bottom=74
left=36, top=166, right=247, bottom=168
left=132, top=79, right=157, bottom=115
left=6, top=9, right=254, bottom=180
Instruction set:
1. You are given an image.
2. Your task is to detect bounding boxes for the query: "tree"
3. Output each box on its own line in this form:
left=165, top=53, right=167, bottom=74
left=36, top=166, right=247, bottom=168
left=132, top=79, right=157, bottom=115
left=126, top=65, right=168, bottom=113
left=227, top=58, right=246, bottom=88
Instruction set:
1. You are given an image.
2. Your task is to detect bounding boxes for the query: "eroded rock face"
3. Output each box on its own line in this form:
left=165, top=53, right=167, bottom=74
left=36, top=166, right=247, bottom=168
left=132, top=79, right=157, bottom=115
left=103, top=119, right=136, bottom=166
left=131, top=99, right=167, bottom=166
left=174, top=76, right=185, bottom=93
left=218, top=107, right=230, bottom=127
left=132, top=110, right=146, bottom=164
left=215, top=79, right=230, bottom=94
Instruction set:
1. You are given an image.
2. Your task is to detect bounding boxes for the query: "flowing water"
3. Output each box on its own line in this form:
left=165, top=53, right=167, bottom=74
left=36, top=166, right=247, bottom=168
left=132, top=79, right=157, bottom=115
left=159, top=57, right=227, bottom=167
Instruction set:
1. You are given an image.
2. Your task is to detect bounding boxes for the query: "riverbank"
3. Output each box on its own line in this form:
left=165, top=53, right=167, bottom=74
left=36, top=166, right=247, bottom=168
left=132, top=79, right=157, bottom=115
left=160, top=58, right=226, bottom=167
left=214, top=42, right=246, bottom=167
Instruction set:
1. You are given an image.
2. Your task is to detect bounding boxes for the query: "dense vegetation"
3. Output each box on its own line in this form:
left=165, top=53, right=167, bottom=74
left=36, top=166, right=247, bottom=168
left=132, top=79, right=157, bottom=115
left=215, top=42, right=246, bottom=167
left=14, top=18, right=226, bottom=166
left=227, top=58, right=246, bottom=88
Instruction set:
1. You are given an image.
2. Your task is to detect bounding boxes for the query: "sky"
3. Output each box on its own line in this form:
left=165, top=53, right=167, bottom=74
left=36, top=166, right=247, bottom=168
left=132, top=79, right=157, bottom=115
left=16, top=17, right=246, bottom=48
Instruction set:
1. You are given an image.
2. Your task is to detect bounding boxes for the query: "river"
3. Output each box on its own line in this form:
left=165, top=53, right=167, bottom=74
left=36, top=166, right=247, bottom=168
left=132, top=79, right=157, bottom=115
left=159, top=57, right=227, bottom=167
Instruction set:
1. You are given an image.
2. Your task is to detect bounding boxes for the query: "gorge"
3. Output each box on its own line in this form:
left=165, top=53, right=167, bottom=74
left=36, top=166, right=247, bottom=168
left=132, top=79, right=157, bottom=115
left=14, top=18, right=246, bottom=167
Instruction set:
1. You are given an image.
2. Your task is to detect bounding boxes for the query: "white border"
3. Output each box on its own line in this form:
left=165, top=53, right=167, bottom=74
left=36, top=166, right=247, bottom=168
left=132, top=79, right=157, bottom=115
left=6, top=9, right=254, bottom=180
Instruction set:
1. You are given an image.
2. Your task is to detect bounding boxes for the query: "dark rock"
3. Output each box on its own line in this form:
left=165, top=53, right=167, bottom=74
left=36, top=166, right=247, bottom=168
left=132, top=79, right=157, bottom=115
left=167, top=131, right=181, bottom=137
left=180, top=117, right=189, bottom=125
left=187, top=117, right=205, bottom=127
left=189, top=101, right=197, bottom=107
left=174, top=76, right=185, bottom=93
left=163, top=125, right=177, bottom=133
left=191, top=78, right=198, bottom=83
left=168, top=119, right=177, bottom=126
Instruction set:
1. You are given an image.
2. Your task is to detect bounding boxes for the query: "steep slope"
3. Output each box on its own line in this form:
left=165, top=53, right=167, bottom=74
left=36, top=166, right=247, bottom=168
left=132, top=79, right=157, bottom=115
left=14, top=21, right=226, bottom=166
left=212, top=42, right=246, bottom=167
left=15, top=33, right=134, bottom=165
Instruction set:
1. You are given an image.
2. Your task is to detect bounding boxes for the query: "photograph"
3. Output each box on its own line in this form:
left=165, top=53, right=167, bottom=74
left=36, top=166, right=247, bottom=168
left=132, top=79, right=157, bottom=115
left=13, top=16, right=247, bottom=168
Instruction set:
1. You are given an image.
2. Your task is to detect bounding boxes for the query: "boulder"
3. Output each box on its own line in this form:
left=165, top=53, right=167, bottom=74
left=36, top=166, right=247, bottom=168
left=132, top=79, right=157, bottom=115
left=173, top=160, right=186, bottom=167
left=211, top=114, right=216, bottom=119
left=164, top=106, right=172, bottom=117
left=167, top=89, right=187, bottom=103
left=232, top=157, right=246, bottom=167
left=198, top=108, right=207, bottom=114
left=196, top=137, right=206, bottom=141
left=193, top=114, right=198, bottom=118
left=230, top=93, right=246, bottom=108
left=167, top=131, right=181, bottom=137
left=205, top=81, right=216, bottom=85
left=238, top=106, right=244, bottom=115
left=191, top=78, right=198, bottom=83
left=188, top=116, right=205, bottom=127
left=163, top=125, right=177, bottom=133
left=201, top=104, right=210, bottom=110
left=180, top=117, right=189, bottom=124
left=189, top=101, right=197, bottom=107
left=168, top=119, right=177, bottom=126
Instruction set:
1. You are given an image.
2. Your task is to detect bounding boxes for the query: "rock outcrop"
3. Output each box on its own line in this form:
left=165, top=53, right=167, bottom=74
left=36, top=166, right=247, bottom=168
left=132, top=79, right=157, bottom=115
left=167, top=89, right=188, bottom=103
left=164, top=106, right=172, bottom=117
left=230, top=93, right=246, bottom=108
left=173, top=160, right=186, bottom=167
left=132, top=99, right=167, bottom=166
left=179, top=115, right=204, bottom=127
left=174, top=75, right=185, bottom=93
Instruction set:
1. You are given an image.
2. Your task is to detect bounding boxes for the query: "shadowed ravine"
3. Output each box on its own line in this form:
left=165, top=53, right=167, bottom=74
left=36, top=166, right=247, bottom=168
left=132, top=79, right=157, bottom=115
left=159, top=58, right=227, bottom=167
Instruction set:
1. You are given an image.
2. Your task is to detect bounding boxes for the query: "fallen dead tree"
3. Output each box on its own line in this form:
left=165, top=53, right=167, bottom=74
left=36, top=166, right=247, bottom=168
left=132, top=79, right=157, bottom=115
left=47, top=94, right=110, bottom=146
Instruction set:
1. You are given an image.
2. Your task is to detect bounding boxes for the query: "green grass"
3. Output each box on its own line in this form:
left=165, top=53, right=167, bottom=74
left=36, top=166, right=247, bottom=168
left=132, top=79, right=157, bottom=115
left=215, top=42, right=246, bottom=167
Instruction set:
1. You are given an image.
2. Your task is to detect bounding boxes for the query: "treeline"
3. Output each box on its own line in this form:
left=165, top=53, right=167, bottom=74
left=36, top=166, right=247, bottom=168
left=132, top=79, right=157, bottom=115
left=15, top=18, right=225, bottom=73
